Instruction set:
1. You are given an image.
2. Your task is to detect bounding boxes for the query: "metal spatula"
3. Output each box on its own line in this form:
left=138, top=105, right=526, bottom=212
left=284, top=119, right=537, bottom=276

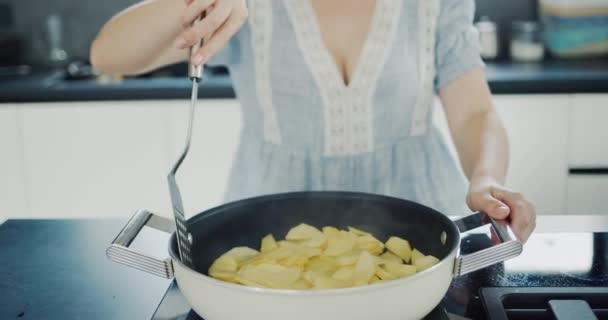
left=168, top=15, right=205, bottom=269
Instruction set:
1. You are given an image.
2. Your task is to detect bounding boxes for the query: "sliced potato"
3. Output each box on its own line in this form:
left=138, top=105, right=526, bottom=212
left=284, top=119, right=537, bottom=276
left=238, top=263, right=302, bottom=289
left=357, top=235, right=385, bottom=255
left=380, top=251, right=403, bottom=264
left=411, top=248, right=425, bottom=264
left=324, top=231, right=357, bottom=256
left=224, top=246, right=260, bottom=263
left=209, top=270, right=237, bottom=282
left=261, top=234, right=278, bottom=253
left=375, top=266, right=396, bottom=281
left=348, top=226, right=372, bottom=236
left=210, top=224, right=439, bottom=290
left=209, top=255, right=238, bottom=273
left=414, top=255, right=440, bottom=272
left=332, top=266, right=355, bottom=282
left=334, top=250, right=361, bottom=266
left=279, top=255, right=310, bottom=267
left=384, top=262, right=417, bottom=278
left=385, top=236, right=412, bottom=262
left=352, top=251, right=376, bottom=286
left=286, top=223, right=323, bottom=241
left=291, top=278, right=313, bottom=290
left=322, top=226, right=341, bottom=238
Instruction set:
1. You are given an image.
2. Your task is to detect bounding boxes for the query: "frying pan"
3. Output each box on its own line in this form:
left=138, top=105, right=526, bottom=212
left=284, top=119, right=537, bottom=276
left=107, top=191, right=522, bottom=320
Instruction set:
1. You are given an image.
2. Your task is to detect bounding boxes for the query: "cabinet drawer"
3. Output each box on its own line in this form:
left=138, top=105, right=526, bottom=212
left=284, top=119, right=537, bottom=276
left=568, top=95, right=608, bottom=167
left=566, top=175, right=608, bottom=215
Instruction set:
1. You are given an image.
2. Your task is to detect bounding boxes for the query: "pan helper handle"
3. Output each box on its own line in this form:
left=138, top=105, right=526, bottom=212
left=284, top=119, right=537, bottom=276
left=452, top=212, right=522, bottom=276
left=106, top=209, right=176, bottom=279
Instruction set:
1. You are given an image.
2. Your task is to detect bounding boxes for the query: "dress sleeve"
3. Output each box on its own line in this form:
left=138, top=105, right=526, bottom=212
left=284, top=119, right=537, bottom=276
left=434, top=0, right=484, bottom=91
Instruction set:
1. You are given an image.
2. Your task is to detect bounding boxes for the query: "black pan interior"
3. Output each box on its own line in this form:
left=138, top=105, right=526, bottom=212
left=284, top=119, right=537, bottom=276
left=170, top=191, right=461, bottom=273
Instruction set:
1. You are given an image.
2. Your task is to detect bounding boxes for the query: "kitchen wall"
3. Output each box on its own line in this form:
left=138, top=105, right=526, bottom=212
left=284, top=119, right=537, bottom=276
left=1, top=0, right=537, bottom=65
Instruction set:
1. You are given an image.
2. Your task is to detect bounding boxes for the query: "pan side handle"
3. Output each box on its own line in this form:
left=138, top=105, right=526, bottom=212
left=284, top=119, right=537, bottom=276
left=106, top=209, right=176, bottom=279
left=452, top=212, right=523, bottom=276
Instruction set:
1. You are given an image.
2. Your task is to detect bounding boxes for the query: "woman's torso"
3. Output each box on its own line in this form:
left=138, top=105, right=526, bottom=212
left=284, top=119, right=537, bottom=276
left=208, top=0, right=481, bottom=214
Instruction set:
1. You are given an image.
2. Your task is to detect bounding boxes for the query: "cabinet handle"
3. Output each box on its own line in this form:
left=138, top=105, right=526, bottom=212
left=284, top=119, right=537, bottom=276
left=569, top=168, right=608, bottom=175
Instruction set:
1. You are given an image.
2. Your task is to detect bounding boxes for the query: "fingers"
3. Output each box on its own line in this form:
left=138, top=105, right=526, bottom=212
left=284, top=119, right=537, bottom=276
left=492, top=188, right=536, bottom=243
left=190, top=7, right=247, bottom=65
left=180, top=0, right=232, bottom=49
left=467, top=190, right=510, bottom=219
left=181, top=0, right=216, bottom=29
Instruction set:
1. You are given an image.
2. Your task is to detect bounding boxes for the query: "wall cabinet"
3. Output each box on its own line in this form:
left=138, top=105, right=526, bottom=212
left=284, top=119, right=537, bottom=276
left=0, top=107, right=27, bottom=217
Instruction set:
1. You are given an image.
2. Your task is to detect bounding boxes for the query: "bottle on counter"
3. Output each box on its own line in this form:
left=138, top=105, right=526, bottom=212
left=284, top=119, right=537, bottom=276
left=510, top=21, right=545, bottom=62
left=475, top=16, right=499, bottom=60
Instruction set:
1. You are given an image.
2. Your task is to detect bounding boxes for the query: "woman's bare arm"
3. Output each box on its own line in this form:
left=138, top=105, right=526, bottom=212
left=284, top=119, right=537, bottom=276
left=439, top=67, right=536, bottom=242
left=91, top=0, right=188, bottom=75
left=90, top=0, right=247, bottom=75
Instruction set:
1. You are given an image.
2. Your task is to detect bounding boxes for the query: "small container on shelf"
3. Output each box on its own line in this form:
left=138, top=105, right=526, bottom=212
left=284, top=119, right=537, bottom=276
left=510, top=21, right=546, bottom=62
left=475, top=16, right=499, bottom=60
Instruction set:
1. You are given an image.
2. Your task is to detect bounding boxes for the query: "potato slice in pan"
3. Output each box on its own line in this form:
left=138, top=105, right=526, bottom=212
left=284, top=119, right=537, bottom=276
left=290, top=279, right=313, bottom=290
left=369, top=275, right=384, bottom=284
left=375, top=266, right=396, bottom=281
left=385, top=237, right=412, bottom=262
left=223, top=246, right=260, bottom=263
left=324, top=231, right=357, bottom=256
left=380, top=251, right=403, bottom=264
left=286, top=223, right=323, bottom=241
left=414, top=255, right=440, bottom=272
left=261, top=234, right=278, bottom=253
left=411, top=248, right=425, bottom=264
left=357, top=235, right=385, bottom=255
left=322, top=226, right=341, bottom=238
left=209, top=255, right=238, bottom=273
left=334, top=250, right=361, bottom=266
left=383, top=262, right=417, bottom=278
left=353, top=251, right=377, bottom=286
left=347, top=226, right=372, bottom=236
left=209, top=270, right=237, bottom=283
left=238, top=264, right=302, bottom=289
left=332, top=266, right=355, bottom=282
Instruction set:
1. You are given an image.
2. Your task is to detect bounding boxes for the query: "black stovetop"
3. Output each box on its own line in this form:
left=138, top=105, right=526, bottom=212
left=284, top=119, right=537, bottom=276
left=151, top=231, right=608, bottom=320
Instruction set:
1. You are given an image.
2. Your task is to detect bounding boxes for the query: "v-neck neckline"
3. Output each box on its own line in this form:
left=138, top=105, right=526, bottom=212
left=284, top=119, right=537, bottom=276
left=296, top=0, right=385, bottom=91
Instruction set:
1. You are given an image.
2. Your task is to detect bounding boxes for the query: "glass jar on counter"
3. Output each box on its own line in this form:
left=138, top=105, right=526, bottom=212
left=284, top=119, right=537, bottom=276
left=510, top=21, right=545, bottom=62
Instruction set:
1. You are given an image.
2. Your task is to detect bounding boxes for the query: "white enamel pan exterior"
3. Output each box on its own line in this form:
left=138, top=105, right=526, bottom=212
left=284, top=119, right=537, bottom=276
left=107, top=204, right=521, bottom=320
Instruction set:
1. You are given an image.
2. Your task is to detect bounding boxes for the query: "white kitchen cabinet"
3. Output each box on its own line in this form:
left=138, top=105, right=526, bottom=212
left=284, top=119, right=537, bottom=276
left=566, top=176, right=608, bottom=214
left=167, top=99, right=241, bottom=217
left=494, top=95, right=570, bottom=214
left=0, top=106, right=28, bottom=217
left=19, top=101, right=175, bottom=218
left=434, top=95, right=570, bottom=215
left=568, top=94, right=608, bottom=167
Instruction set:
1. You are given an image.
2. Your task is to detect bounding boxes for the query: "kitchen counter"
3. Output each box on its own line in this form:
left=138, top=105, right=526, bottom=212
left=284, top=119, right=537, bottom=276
left=0, top=216, right=607, bottom=320
left=1, top=59, right=608, bottom=103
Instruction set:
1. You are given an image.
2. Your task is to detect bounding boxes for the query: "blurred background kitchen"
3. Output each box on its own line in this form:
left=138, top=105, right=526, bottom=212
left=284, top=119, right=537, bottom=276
left=1, top=0, right=607, bottom=219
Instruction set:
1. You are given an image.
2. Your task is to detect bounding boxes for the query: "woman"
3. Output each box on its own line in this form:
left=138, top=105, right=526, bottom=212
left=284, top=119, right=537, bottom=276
left=91, top=0, right=536, bottom=242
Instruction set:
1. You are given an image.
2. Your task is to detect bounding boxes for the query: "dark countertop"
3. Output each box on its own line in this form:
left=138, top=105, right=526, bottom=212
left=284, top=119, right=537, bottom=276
left=0, top=219, right=172, bottom=320
left=1, top=216, right=607, bottom=320
left=1, top=59, right=608, bottom=103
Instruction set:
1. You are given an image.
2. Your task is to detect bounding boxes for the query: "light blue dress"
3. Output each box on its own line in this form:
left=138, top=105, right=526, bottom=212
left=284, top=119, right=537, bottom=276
left=208, top=0, right=483, bottom=215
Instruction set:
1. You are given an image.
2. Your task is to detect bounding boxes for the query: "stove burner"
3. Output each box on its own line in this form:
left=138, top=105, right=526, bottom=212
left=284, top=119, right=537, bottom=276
left=480, top=287, right=608, bottom=320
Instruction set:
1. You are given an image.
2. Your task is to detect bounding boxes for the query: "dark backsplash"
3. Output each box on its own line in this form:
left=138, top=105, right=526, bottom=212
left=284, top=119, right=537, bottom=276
left=1, top=0, right=537, bottom=66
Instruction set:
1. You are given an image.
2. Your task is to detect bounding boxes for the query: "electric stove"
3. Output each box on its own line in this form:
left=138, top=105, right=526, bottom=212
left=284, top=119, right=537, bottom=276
left=151, top=229, right=608, bottom=320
